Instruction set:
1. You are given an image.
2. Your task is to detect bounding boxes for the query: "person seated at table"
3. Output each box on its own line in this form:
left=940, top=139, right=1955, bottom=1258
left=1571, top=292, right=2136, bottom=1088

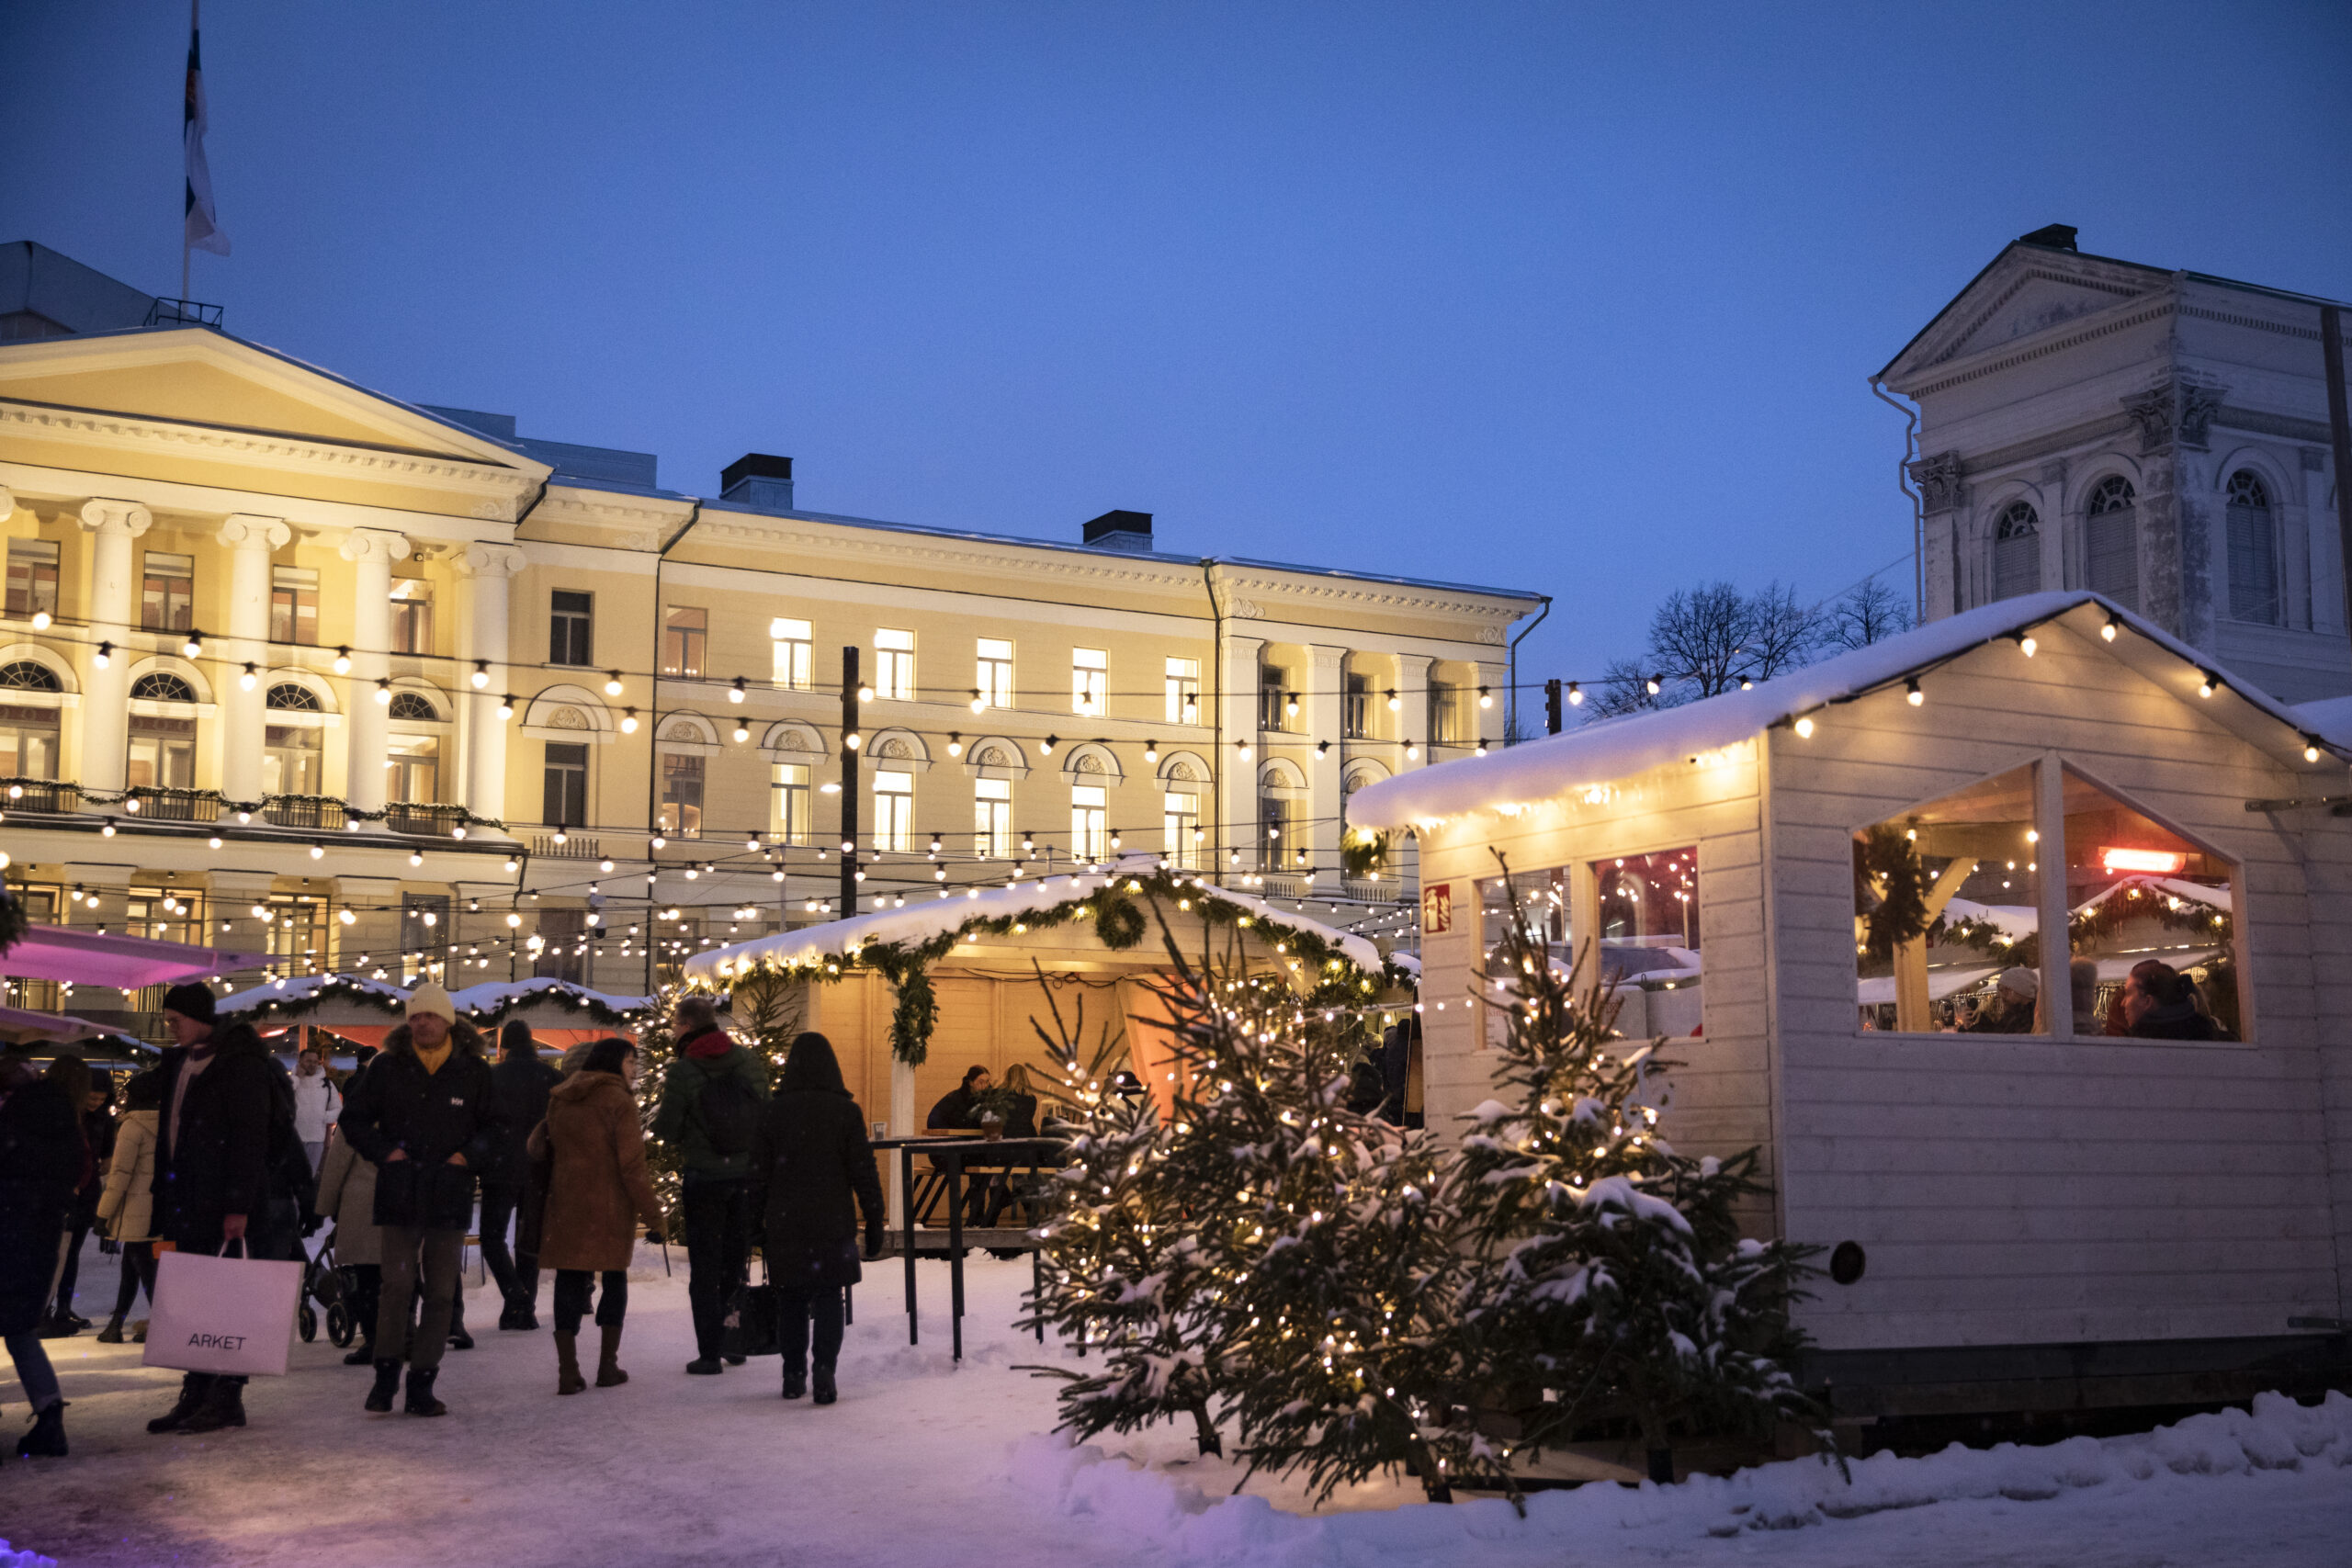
left=975, top=1066, right=1046, bottom=1228
left=926, top=1066, right=989, bottom=1132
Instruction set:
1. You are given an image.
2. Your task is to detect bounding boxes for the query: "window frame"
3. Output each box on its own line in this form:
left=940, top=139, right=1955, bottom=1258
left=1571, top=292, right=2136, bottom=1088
left=978, top=637, right=1014, bottom=709
left=1165, top=657, right=1200, bottom=725
left=974, top=775, right=1012, bottom=859
left=662, top=606, right=708, bottom=678
left=5, top=539, right=59, bottom=622
left=270, top=566, right=320, bottom=646
left=1073, top=648, right=1107, bottom=716
left=542, top=740, right=591, bottom=827
left=874, top=628, right=916, bottom=701
left=873, top=768, right=914, bottom=854
left=549, top=591, right=594, bottom=668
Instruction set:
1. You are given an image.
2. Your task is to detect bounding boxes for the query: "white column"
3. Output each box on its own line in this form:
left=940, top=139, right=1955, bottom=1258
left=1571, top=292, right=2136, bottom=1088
left=1472, top=659, right=1507, bottom=750
left=1216, top=632, right=1264, bottom=875
left=216, top=515, right=290, bottom=804
left=457, top=544, right=527, bottom=826
left=76, top=500, right=153, bottom=794
left=339, top=529, right=410, bottom=816
left=1306, top=644, right=1347, bottom=892
left=1396, top=654, right=1433, bottom=772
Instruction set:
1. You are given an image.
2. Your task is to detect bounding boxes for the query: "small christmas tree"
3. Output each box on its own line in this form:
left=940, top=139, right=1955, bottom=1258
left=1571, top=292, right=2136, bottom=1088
left=1453, top=864, right=1826, bottom=1484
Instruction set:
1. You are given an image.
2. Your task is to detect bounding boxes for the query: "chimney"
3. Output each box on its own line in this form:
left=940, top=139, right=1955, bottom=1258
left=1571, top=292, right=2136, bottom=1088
left=2018, top=223, right=2078, bottom=252
left=721, top=453, right=795, bottom=511
left=1082, top=509, right=1154, bottom=553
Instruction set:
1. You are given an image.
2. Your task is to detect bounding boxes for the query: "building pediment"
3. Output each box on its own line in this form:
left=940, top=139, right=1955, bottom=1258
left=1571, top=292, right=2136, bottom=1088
left=1880, top=245, right=2166, bottom=389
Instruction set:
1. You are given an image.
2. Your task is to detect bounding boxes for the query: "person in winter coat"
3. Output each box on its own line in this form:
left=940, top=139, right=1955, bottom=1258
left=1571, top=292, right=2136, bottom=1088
left=312, top=1131, right=385, bottom=1365
left=0, top=1048, right=79, bottom=1458
left=2121, top=960, right=2225, bottom=1041
left=36, top=1055, right=106, bottom=1338
left=926, top=1066, right=989, bottom=1132
left=290, top=1044, right=342, bottom=1174
left=483, top=1018, right=560, bottom=1330
left=531, top=1036, right=664, bottom=1396
left=143, top=981, right=286, bottom=1438
left=96, top=1069, right=163, bottom=1343
left=336, top=984, right=500, bottom=1418
left=747, top=1032, right=886, bottom=1405
left=651, top=995, right=770, bottom=1376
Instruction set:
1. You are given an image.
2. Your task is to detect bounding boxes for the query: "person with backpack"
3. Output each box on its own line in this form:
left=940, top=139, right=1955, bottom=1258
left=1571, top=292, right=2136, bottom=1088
left=483, top=1019, right=560, bottom=1329
left=651, top=995, right=770, bottom=1376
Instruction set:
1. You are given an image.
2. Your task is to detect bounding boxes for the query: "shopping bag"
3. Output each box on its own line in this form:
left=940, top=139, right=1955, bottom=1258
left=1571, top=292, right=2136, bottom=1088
left=722, top=1281, right=781, bottom=1359
left=144, top=1242, right=304, bottom=1377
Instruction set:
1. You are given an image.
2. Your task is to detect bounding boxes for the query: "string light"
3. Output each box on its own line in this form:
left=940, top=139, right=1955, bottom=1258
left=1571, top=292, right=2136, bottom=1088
left=2014, top=630, right=2037, bottom=657
left=374, top=678, right=392, bottom=705
left=471, top=660, right=491, bottom=688
left=28, top=608, right=49, bottom=630
left=729, top=676, right=746, bottom=703
left=620, top=708, right=639, bottom=733
left=1793, top=715, right=1815, bottom=739
left=497, top=694, right=515, bottom=720
left=2102, top=614, right=2120, bottom=642
left=239, top=662, right=257, bottom=691
left=1905, top=677, right=1923, bottom=706
left=333, top=646, right=351, bottom=674
left=93, top=641, right=111, bottom=669
left=182, top=631, right=203, bottom=660
left=945, top=733, right=963, bottom=758
left=605, top=671, right=625, bottom=696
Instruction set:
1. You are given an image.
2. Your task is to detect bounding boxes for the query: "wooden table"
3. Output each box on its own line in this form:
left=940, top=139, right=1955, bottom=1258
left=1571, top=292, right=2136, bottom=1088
left=871, top=1134, right=1065, bottom=1361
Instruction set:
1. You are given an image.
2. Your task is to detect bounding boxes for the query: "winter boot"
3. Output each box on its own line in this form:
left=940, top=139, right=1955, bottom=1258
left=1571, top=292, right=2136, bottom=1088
left=181, top=1379, right=246, bottom=1433
left=403, top=1366, right=447, bottom=1417
left=684, top=1357, right=723, bottom=1375
left=36, top=1312, right=79, bottom=1339
left=812, top=1364, right=838, bottom=1406
left=365, top=1359, right=402, bottom=1413
left=96, top=1314, right=127, bottom=1344
left=781, top=1362, right=806, bottom=1400
left=497, top=1298, right=528, bottom=1332
left=130, top=1318, right=149, bottom=1343
left=17, top=1401, right=68, bottom=1458
left=146, top=1374, right=208, bottom=1434
left=594, top=1322, right=628, bottom=1388
left=343, top=1338, right=378, bottom=1366
left=554, top=1333, right=586, bottom=1396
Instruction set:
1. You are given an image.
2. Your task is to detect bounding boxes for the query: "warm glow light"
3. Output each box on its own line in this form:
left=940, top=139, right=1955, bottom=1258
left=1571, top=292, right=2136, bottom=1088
left=605, top=671, right=624, bottom=696
left=333, top=647, right=351, bottom=674
left=1793, top=716, right=1815, bottom=739
left=471, top=660, right=491, bottom=688
left=2102, top=847, right=2187, bottom=874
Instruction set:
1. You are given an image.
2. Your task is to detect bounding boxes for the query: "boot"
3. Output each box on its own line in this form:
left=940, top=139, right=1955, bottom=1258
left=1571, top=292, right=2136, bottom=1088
left=131, top=1318, right=149, bottom=1343
left=782, top=1362, right=806, bottom=1400
left=812, top=1365, right=837, bottom=1406
left=365, top=1359, right=402, bottom=1413
left=343, top=1340, right=378, bottom=1366
left=17, top=1401, right=68, bottom=1458
left=147, top=1374, right=208, bottom=1434
left=96, top=1314, right=127, bottom=1344
left=498, top=1298, right=529, bottom=1332
left=181, top=1379, right=246, bottom=1433
left=404, top=1366, right=446, bottom=1417
left=554, top=1332, right=586, bottom=1395
left=594, top=1322, right=628, bottom=1388
left=36, top=1313, right=79, bottom=1339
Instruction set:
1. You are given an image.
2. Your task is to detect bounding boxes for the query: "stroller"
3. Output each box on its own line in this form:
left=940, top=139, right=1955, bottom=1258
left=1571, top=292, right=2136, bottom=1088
left=298, top=1226, right=359, bottom=1348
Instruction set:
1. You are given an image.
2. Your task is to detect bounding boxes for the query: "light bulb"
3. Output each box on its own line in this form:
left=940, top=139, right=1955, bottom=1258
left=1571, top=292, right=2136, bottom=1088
left=1567, top=682, right=1584, bottom=706
left=732, top=722, right=750, bottom=742
left=2305, top=742, right=2323, bottom=763
left=239, top=663, right=257, bottom=691
left=1794, top=716, right=1815, bottom=739
left=333, top=647, right=351, bottom=674
left=857, top=684, right=874, bottom=704
left=1144, top=741, right=1158, bottom=763
left=309, top=842, right=325, bottom=859
left=729, top=677, right=745, bottom=703
left=497, top=694, right=514, bottom=720
left=506, top=913, right=522, bottom=928
left=945, top=735, right=963, bottom=758
left=605, top=671, right=624, bottom=696
left=2101, top=615, right=2120, bottom=642
left=1405, top=741, right=1419, bottom=761
left=471, top=660, right=490, bottom=688
left=28, top=609, right=49, bottom=630
left=374, top=679, right=391, bottom=705
left=620, top=709, right=639, bottom=734
left=844, top=730, right=861, bottom=750
left=93, top=641, right=112, bottom=669
left=1905, top=678, right=1923, bottom=706
left=650, top=834, right=667, bottom=850
left=503, top=856, right=520, bottom=873
left=1041, top=735, right=1057, bottom=754
left=970, top=691, right=986, bottom=714
left=183, top=633, right=202, bottom=659
left=1385, top=690, right=1400, bottom=712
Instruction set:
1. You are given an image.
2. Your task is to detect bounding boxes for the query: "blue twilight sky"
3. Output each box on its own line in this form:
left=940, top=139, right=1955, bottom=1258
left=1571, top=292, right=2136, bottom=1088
left=5, top=2, right=2348, bottom=701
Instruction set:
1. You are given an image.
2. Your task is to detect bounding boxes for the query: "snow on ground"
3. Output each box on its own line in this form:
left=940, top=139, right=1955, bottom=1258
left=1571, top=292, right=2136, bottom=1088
left=6, top=1235, right=2349, bottom=1568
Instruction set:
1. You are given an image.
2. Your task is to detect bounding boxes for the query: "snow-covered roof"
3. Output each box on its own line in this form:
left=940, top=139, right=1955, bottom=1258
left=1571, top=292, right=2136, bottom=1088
left=684, top=865, right=1384, bottom=985
left=218, top=973, right=408, bottom=1016
left=446, top=976, right=656, bottom=1016
left=2290, top=694, right=2352, bottom=751
left=1350, top=592, right=2346, bottom=830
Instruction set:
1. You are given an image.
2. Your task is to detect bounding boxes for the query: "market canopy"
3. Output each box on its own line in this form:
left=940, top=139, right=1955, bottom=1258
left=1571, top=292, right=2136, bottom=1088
left=0, top=1003, right=130, bottom=1044
left=0, top=924, right=270, bottom=990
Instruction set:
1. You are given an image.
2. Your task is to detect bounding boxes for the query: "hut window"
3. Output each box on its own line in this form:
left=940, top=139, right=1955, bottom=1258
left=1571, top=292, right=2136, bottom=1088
left=1853, top=766, right=2041, bottom=1035
left=974, top=776, right=1012, bottom=859
left=1992, top=502, right=2041, bottom=601
left=770, top=762, right=810, bottom=844
left=1070, top=784, right=1107, bottom=861
left=2058, top=767, right=2240, bottom=1040
left=872, top=769, right=913, bottom=853
left=1163, top=790, right=1200, bottom=868
left=1593, top=848, right=1702, bottom=1037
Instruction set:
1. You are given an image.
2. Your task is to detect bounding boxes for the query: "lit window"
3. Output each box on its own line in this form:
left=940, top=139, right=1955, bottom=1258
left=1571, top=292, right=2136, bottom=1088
left=974, top=776, right=1012, bottom=859
left=770, top=762, right=810, bottom=844
left=771, top=617, right=812, bottom=690
left=1165, top=657, right=1199, bottom=725
left=1073, top=648, right=1107, bottom=716
left=977, top=637, right=1014, bottom=708
left=660, top=752, right=706, bottom=838
left=6, top=539, right=59, bottom=622
left=550, top=592, right=594, bottom=666
left=270, top=566, right=318, bottom=645
left=1070, top=783, right=1106, bottom=860
left=873, top=769, right=913, bottom=853
left=874, top=628, right=915, bottom=700
left=390, top=579, right=434, bottom=655
left=1162, top=790, right=1199, bottom=868
left=141, top=552, right=194, bottom=632
left=662, top=606, right=707, bottom=677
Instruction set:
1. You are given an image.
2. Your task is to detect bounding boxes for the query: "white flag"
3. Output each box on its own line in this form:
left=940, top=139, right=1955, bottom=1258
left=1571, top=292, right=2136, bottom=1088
left=185, top=1, right=230, bottom=257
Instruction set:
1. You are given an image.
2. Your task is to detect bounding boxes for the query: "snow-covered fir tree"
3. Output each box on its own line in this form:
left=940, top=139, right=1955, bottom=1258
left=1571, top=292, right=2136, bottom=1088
left=1453, top=865, right=1826, bottom=1483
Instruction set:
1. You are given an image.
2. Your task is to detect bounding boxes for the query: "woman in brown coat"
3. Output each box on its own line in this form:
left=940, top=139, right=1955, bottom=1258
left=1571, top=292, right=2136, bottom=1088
left=528, top=1037, right=662, bottom=1395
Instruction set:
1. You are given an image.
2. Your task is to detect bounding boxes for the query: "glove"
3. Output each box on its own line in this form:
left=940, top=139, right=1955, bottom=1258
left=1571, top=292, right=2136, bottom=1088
left=98, top=1236, right=120, bottom=1256
left=644, top=1226, right=665, bottom=1247
left=863, top=1222, right=886, bottom=1260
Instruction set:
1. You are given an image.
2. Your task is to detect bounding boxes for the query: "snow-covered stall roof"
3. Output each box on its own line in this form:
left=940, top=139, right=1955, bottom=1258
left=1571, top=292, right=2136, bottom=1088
left=2290, top=694, right=2352, bottom=751
left=1349, top=592, right=2347, bottom=830
left=684, top=865, right=1385, bottom=986
left=218, top=973, right=410, bottom=1018
left=446, top=976, right=656, bottom=1018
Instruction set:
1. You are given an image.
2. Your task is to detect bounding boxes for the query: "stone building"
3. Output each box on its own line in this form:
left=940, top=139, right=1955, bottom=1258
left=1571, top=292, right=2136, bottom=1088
left=1878, top=224, right=2351, bottom=704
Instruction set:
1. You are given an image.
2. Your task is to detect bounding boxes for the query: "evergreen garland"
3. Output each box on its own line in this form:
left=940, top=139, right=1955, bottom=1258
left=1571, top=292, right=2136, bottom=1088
left=1851, top=822, right=1931, bottom=960
left=0, top=889, right=26, bottom=956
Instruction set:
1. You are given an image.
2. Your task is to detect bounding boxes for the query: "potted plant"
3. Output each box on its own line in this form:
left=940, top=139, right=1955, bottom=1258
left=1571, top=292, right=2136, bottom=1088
left=969, top=1082, right=1014, bottom=1140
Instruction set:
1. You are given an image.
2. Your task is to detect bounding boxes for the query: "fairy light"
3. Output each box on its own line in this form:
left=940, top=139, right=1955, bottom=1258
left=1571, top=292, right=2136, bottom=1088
left=1905, top=677, right=1923, bottom=706
left=332, top=646, right=351, bottom=674
left=497, top=694, right=515, bottom=720
left=605, top=671, right=625, bottom=696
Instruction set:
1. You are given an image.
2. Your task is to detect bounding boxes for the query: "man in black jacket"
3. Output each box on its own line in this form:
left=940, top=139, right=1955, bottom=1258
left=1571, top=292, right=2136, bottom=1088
left=1, top=1048, right=81, bottom=1457
left=143, top=982, right=283, bottom=1437
left=483, top=1019, right=559, bottom=1330
left=337, top=983, right=500, bottom=1417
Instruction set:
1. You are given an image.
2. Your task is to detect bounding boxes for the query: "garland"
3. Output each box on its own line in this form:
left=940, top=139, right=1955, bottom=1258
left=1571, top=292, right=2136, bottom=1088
left=226, top=973, right=652, bottom=1030
left=1851, top=822, right=1931, bottom=960
left=1939, top=875, right=2233, bottom=973
left=0, top=889, right=26, bottom=955
left=692, top=866, right=1405, bottom=1067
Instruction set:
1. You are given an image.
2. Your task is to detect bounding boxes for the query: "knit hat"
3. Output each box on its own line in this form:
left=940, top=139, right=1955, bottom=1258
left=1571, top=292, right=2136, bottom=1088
left=499, top=1017, right=536, bottom=1055
left=406, top=981, right=457, bottom=1024
left=1996, top=966, right=2040, bottom=1000
left=161, top=981, right=217, bottom=1024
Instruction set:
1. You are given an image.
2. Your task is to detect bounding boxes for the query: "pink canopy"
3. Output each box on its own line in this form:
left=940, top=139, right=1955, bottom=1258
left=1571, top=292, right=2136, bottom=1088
left=1, top=924, right=270, bottom=990
left=0, top=1004, right=124, bottom=1043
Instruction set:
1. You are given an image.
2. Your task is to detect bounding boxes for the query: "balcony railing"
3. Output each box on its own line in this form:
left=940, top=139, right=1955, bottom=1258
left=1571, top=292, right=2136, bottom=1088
left=385, top=802, right=469, bottom=836
left=262, top=795, right=347, bottom=830
left=125, top=786, right=220, bottom=823
left=530, top=831, right=602, bottom=860
left=0, top=779, right=78, bottom=813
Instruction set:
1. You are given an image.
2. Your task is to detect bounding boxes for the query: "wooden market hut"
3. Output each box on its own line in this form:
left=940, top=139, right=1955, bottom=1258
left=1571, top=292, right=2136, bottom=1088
left=1349, top=590, right=2352, bottom=1426
left=683, top=869, right=1393, bottom=1135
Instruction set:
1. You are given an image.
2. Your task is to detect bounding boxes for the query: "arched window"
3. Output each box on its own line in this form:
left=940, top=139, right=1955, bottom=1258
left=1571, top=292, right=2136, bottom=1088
left=1993, top=502, right=2041, bottom=601
left=266, top=682, right=322, bottom=711
left=0, top=660, right=63, bottom=693
left=2084, top=476, right=2138, bottom=611
left=2225, top=470, right=2278, bottom=625
left=387, top=692, right=439, bottom=722
left=130, top=672, right=198, bottom=704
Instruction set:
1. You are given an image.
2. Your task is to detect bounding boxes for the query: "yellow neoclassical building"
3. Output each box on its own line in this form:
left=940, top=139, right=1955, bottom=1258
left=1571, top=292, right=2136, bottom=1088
left=0, top=246, right=1539, bottom=1025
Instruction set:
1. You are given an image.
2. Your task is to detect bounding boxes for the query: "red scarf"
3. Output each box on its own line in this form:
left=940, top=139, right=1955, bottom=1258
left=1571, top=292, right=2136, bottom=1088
left=681, top=1028, right=733, bottom=1060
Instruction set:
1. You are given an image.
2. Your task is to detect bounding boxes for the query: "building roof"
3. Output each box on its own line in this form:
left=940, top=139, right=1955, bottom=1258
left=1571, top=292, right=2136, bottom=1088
left=1347, top=591, right=2348, bottom=829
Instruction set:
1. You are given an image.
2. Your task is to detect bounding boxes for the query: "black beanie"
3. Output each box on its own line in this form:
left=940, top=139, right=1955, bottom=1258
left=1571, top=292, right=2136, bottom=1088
left=161, top=982, right=218, bottom=1024
left=499, top=1018, right=536, bottom=1055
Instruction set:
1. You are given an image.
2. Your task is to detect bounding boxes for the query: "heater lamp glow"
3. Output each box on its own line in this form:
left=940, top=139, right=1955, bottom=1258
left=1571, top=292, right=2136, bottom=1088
left=2102, top=847, right=2186, bottom=874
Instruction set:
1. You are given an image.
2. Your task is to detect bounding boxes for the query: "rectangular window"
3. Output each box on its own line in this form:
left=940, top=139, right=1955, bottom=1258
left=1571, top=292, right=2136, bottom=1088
left=550, top=591, right=594, bottom=667
left=387, top=734, right=440, bottom=804
left=1430, top=682, right=1467, bottom=746
left=770, top=762, right=810, bottom=844
left=1070, top=783, right=1107, bottom=862
left=977, top=637, right=1014, bottom=709
left=0, top=705, right=61, bottom=780
left=1594, top=847, right=1703, bottom=1039
left=1165, top=657, right=1200, bottom=725
left=1257, top=795, right=1290, bottom=869
left=659, top=751, right=705, bottom=838
left=535, top=907, right=586, bottom=985
left=265, top=893, right=327, bottom=973
left=263, top=723, right=322, bottom=795
left=874, top=627, right=915, bottom=701
left=5, top=539, right=59, bottom=621
left=390, top=579, right=434, bottom=655
left=1072, top=648, right=1107, bottom=716
left=1163, top=790, right=1200, bottom=869
left=873, top=769, right=913, bottom=853
left=542, top=741, right=589, bottom=826
left=771, top=617, right=813, bottom=690
left=662, top=606, right=707, bottom=678
left=1852, top=768, right=2039, bottom=1035
left=402, top=893, right=452, bottom=982
left=974, top=776, right=1012, bottom=860
left=1259, top=665, right=1293, bottom=732
left=141, top=552, right=195, bottom=633
left=1343, top=671, right=1371, bottom=739
left=2058, top=766, right=2242, bottom=1040
left=127, top=886, right=204, bottom=947
left=127, top=718, right=197, bottom=790
left=270, top=566, right=318, bottom=645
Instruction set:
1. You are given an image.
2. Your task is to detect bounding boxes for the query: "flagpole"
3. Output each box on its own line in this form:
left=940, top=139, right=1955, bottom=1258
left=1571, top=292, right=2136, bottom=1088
left=182, top=0, right=195, bottom=301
